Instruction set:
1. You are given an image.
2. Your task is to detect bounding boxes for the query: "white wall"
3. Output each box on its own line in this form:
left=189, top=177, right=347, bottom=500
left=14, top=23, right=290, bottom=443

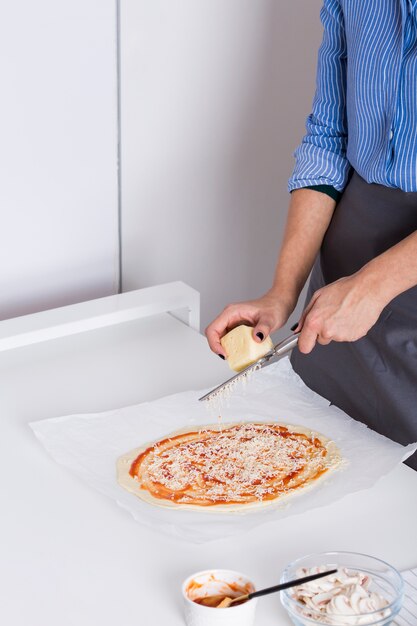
left=0, top=0, right=119, bottom=320
left=120, top=0, right=323, bottom=334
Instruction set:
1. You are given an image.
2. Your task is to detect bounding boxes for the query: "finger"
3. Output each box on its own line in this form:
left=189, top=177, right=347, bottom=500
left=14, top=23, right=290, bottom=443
left=297, top=310, right=322, bottom=353
left=295, top=309, right=309, bottom=333
left=297, top=327, right=318, bottom=354
left=317, top=335, right=332, bottom=345
left=252, top=316, right=274, bottom=343
left=293, top=320, right=302, bottom=333
left=205, top=318, right=229, bottom=357
left=205, top=307, right=255, bottom=357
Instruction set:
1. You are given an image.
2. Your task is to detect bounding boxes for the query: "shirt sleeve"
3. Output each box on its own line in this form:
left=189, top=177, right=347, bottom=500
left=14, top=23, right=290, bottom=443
left=288, top=0, right=351, bottom=193
left=301, top=185, right=342, bottom=202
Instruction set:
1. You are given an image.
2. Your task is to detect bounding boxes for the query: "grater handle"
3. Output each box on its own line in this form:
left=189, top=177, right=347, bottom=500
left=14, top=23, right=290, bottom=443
left=270, top=332, right=299, bottom=358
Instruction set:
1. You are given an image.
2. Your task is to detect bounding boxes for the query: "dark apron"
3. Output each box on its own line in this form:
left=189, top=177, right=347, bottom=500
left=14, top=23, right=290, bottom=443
left=291, top=171, right=417, bottom=470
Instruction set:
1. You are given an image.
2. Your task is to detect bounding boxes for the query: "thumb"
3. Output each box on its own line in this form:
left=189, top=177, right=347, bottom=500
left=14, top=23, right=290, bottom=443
left=252, top=318, right=273, bottom=343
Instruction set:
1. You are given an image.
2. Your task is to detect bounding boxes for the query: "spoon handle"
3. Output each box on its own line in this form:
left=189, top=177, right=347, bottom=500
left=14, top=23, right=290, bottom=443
left=248, top=569, right=338, bottom=600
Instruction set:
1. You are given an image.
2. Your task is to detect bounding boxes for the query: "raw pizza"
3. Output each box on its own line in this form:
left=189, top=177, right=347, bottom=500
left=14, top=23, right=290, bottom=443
left=116, top=422, right=342, bottom=511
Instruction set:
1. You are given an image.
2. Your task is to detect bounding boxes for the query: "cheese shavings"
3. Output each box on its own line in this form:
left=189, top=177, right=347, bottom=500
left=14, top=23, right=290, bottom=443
left=128, top=423, right=335, bottom=507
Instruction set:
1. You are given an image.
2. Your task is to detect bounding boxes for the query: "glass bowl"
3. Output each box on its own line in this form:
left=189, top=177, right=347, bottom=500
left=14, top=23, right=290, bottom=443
left=280, top=551, right=403, bottom=626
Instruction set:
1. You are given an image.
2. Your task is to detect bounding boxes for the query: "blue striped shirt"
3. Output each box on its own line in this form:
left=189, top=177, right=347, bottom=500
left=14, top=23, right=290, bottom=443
left=288, top=0, right=417, bottom=193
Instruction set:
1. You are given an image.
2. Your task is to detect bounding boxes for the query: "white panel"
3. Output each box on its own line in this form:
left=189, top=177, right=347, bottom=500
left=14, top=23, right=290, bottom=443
left=120, top=0, right=323, bottom=332
left=0, top=0, right=119, bottom=320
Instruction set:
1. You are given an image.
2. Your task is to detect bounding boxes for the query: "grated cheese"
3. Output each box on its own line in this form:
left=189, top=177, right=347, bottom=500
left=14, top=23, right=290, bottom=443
left=131, top=423, right=331, bottom=506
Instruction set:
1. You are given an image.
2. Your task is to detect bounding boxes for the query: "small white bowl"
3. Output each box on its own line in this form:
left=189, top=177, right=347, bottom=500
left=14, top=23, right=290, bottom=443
left=182, top=569, right=258, bottom=626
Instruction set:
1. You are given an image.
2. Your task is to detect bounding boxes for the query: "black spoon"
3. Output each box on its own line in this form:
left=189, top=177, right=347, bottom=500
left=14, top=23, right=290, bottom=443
left=216, top=568, right=338, bottom=608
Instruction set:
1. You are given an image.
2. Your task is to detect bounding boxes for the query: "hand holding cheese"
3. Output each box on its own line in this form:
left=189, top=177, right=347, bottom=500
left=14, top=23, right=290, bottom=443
left=205, top=293, right=293, bottom=359
left=220, top=324, right=274, bottom=371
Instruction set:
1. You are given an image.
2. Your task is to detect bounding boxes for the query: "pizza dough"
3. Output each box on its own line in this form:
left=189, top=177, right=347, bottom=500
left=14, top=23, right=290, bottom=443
left=117, top=422, right=342, bottom=512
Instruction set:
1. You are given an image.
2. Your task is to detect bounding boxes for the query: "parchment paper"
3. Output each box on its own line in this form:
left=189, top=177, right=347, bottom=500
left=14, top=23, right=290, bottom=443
left=30, top=357, right=417, bottom=543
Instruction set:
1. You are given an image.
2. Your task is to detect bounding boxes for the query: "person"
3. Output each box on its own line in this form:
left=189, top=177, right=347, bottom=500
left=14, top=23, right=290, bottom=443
left=205, top=0, right=417, bottom=470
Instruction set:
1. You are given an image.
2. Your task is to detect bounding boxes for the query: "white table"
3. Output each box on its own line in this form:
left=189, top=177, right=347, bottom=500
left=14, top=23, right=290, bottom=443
left=1, top=282, right=416, bottom=626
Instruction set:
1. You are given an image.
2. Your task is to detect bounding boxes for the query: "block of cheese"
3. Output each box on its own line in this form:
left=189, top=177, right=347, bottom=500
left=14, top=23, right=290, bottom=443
left=220, top=324, right=274, bottom=372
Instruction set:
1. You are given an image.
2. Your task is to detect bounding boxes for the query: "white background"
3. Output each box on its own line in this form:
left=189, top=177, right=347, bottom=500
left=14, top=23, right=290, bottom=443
left=120, top=0, right=323, bottom=331
left=1, top=0, right=323, bottom=330
left=0, top=0, right=119, bottom=320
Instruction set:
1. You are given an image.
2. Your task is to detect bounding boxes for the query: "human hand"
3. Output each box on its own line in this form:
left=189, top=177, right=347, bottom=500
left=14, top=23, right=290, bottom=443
left=295, top=273, right=386, bottom=354
left=205, top=293, right=294, bottom=358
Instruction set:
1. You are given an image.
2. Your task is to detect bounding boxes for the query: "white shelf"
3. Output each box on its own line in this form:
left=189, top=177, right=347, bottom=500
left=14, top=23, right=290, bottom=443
left=0, top=281, right=200, bottom=352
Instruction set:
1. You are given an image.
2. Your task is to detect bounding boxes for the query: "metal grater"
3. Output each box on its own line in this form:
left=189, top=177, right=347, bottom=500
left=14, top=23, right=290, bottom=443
left=198, top=332, right=300, bottom=402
